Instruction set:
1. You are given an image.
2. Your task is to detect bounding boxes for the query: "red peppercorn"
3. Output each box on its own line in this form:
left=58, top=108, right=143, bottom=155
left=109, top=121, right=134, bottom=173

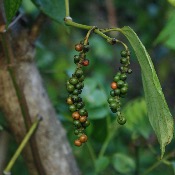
left=75, top=43, right=83, bottom=52
left=82, top=59, right=89, bottom=66
left=111, top=82, right=117, bottom=90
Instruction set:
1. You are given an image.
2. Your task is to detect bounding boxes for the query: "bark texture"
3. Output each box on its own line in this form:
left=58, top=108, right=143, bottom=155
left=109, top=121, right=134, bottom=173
left=0, top=20, right=80, bottom=175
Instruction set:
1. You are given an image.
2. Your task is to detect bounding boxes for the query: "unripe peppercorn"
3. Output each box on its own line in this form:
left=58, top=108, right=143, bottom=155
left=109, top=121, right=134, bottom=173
left=120, top=50, right=128, bottom=57
left=74, top=129, right=79, bottom=135
left=67, top=84, right=74, bottom=92
left=120, top=87, right=128, bottom=95
left=79, top=134, right=88, bottom=143
left=111, top=82, right=117, bottom=90
left=127, top=69, right=132, bottom=74
left=74, top=139, right=82, bottom=146
left=110, top=90, right=116, bottom=97
left=120, top=74, right=127, bottom=80
left=75, top=43, right=83, bottom=52
left=69, top=105, right=76, bottom=112
left=69, top=77, right=78, bottom=85
left=117, top=116, right=126, bottom=125
left=120, top=57, right=128, bottom=64
left=72, top=111, right=80, bottom=120
left=113, top=75, right=120, bottom=82
left=117, top=80, right=124, bottom=88
left=75, top=69, right=83, bottom=78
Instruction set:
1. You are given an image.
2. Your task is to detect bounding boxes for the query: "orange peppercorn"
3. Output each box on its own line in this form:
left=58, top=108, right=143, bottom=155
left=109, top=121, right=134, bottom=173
left=79, top=134, right=88, bottom=143
left=111, top=82, right=117, bottom=90
left=72, top=111, right=80, bottom=120
left=74, top=139, right=82, bottom=146
left=79, top=116, right=87, bottom=123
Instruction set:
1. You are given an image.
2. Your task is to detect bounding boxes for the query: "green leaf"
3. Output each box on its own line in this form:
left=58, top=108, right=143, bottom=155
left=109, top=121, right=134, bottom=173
left=122, top=97, right=152, bottom=139
left=95, top=156, right=109, bottom=173
left=32, top=0, right=65, bottom=23
left=155, top=13, right=175, bottom=49
left=112, top=153, right=135, bottom=174
left=4, top=0, right=22, bottom=25
left=120, top=26, right=174, bottom=158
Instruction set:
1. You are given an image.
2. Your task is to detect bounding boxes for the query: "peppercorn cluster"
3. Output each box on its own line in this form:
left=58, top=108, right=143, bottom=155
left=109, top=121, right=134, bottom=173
left=66, top=42, right=90, bottom=147
left=108, top=50, right=132, bottom=125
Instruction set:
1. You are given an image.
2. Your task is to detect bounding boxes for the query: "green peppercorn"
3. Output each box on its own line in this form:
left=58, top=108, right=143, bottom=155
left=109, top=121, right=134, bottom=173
left=79, top=75, right=85, bottom=82
left=76, top=102, right=85, bottom=109
left=120, top=74, right=127, bottom=80
left=123, top=82, right=128, bottom=88
left=117, top=116, right=126, bottom=125
left=120, top=57, right=128, bottom=64
left=75, top=69, right=83, bottom=78
left=120, top=50, right=128, bottom=57
left=120, top=87, right=128, bottom=95
left=76, top=82, right=84, bottom=90
left=119, top=66, right=128, bottom=73
left=69, top=77, right=78, bottom=85
left=127, top=69, right=132, bottom=74
left=73, top=89, right=79, bottom=95
left=114, top=89, right=120, bottom=95
left=69, top=105, right=76, bottom=112
left=67, top=84, right=75, bottom=93
left=110, top=90, right=116, bottom=97
left=79, top=108, right=87, bottom=116
left=108, top=97, right=115, bottom=103
left=74, top=129, right=79, bottom=135
left=117, top=80, right=124, bottom=88
left=113, top=75, right=120, bottom=82
left=110, top=102, right=117, bottom=109
left=83, top=45, right=90, bottom=52
left=74, top=55, right=80, bottom=63
left=73, top=120, right=81, bottom=127
left=72, top=95, right=79, bottom=102
left=84, top=120, right=90, bottom=127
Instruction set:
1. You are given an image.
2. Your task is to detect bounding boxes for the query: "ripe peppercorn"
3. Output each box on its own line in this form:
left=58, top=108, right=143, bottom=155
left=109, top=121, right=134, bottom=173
left=79, top=134, right=88, bottom=143
left=75, top=43, right=83, bottom=52
left=82, top=59, right=89, bottom=66
left=72, top=111, right=80, bottom=120
left=79, top=116, right=87, bottom=123
left=74, top=139, right=82, bottom=146
left=111, top=82, right=117, bottom=90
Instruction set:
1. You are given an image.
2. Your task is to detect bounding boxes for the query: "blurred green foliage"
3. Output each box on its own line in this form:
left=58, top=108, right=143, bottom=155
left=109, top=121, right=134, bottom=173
left=1, top=0, right=175, bottom=175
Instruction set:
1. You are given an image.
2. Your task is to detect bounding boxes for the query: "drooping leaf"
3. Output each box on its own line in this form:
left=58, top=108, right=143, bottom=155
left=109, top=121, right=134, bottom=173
left=120, top=26, right=174, bottom=158
left=32, top=0, right=65, bottom=23
left=112, top=153, right=135, bottom=174
left=4, top=0, right=22, bottom=25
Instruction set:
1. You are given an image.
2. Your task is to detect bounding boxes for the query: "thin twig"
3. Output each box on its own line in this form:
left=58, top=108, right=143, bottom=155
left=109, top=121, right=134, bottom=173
left=3, top=116, right=42, bottom=175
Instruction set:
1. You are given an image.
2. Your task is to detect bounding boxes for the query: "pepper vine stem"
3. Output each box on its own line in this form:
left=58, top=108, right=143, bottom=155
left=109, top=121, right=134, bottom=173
left=3, top=116, right=42, bottom=175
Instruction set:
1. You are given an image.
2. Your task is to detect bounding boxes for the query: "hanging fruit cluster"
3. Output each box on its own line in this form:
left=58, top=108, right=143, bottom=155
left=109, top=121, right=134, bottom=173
left=108, top=49, right=132, bottom=125
left=66, top=41, right=90, bottom=147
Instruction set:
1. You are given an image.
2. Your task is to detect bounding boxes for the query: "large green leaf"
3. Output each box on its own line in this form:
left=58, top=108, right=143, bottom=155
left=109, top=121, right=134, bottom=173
left=4, top=0, right=22, bottom=25
left=120, top=26, right=174, bottom=157
left=32, top=0, right=65, bottom=23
